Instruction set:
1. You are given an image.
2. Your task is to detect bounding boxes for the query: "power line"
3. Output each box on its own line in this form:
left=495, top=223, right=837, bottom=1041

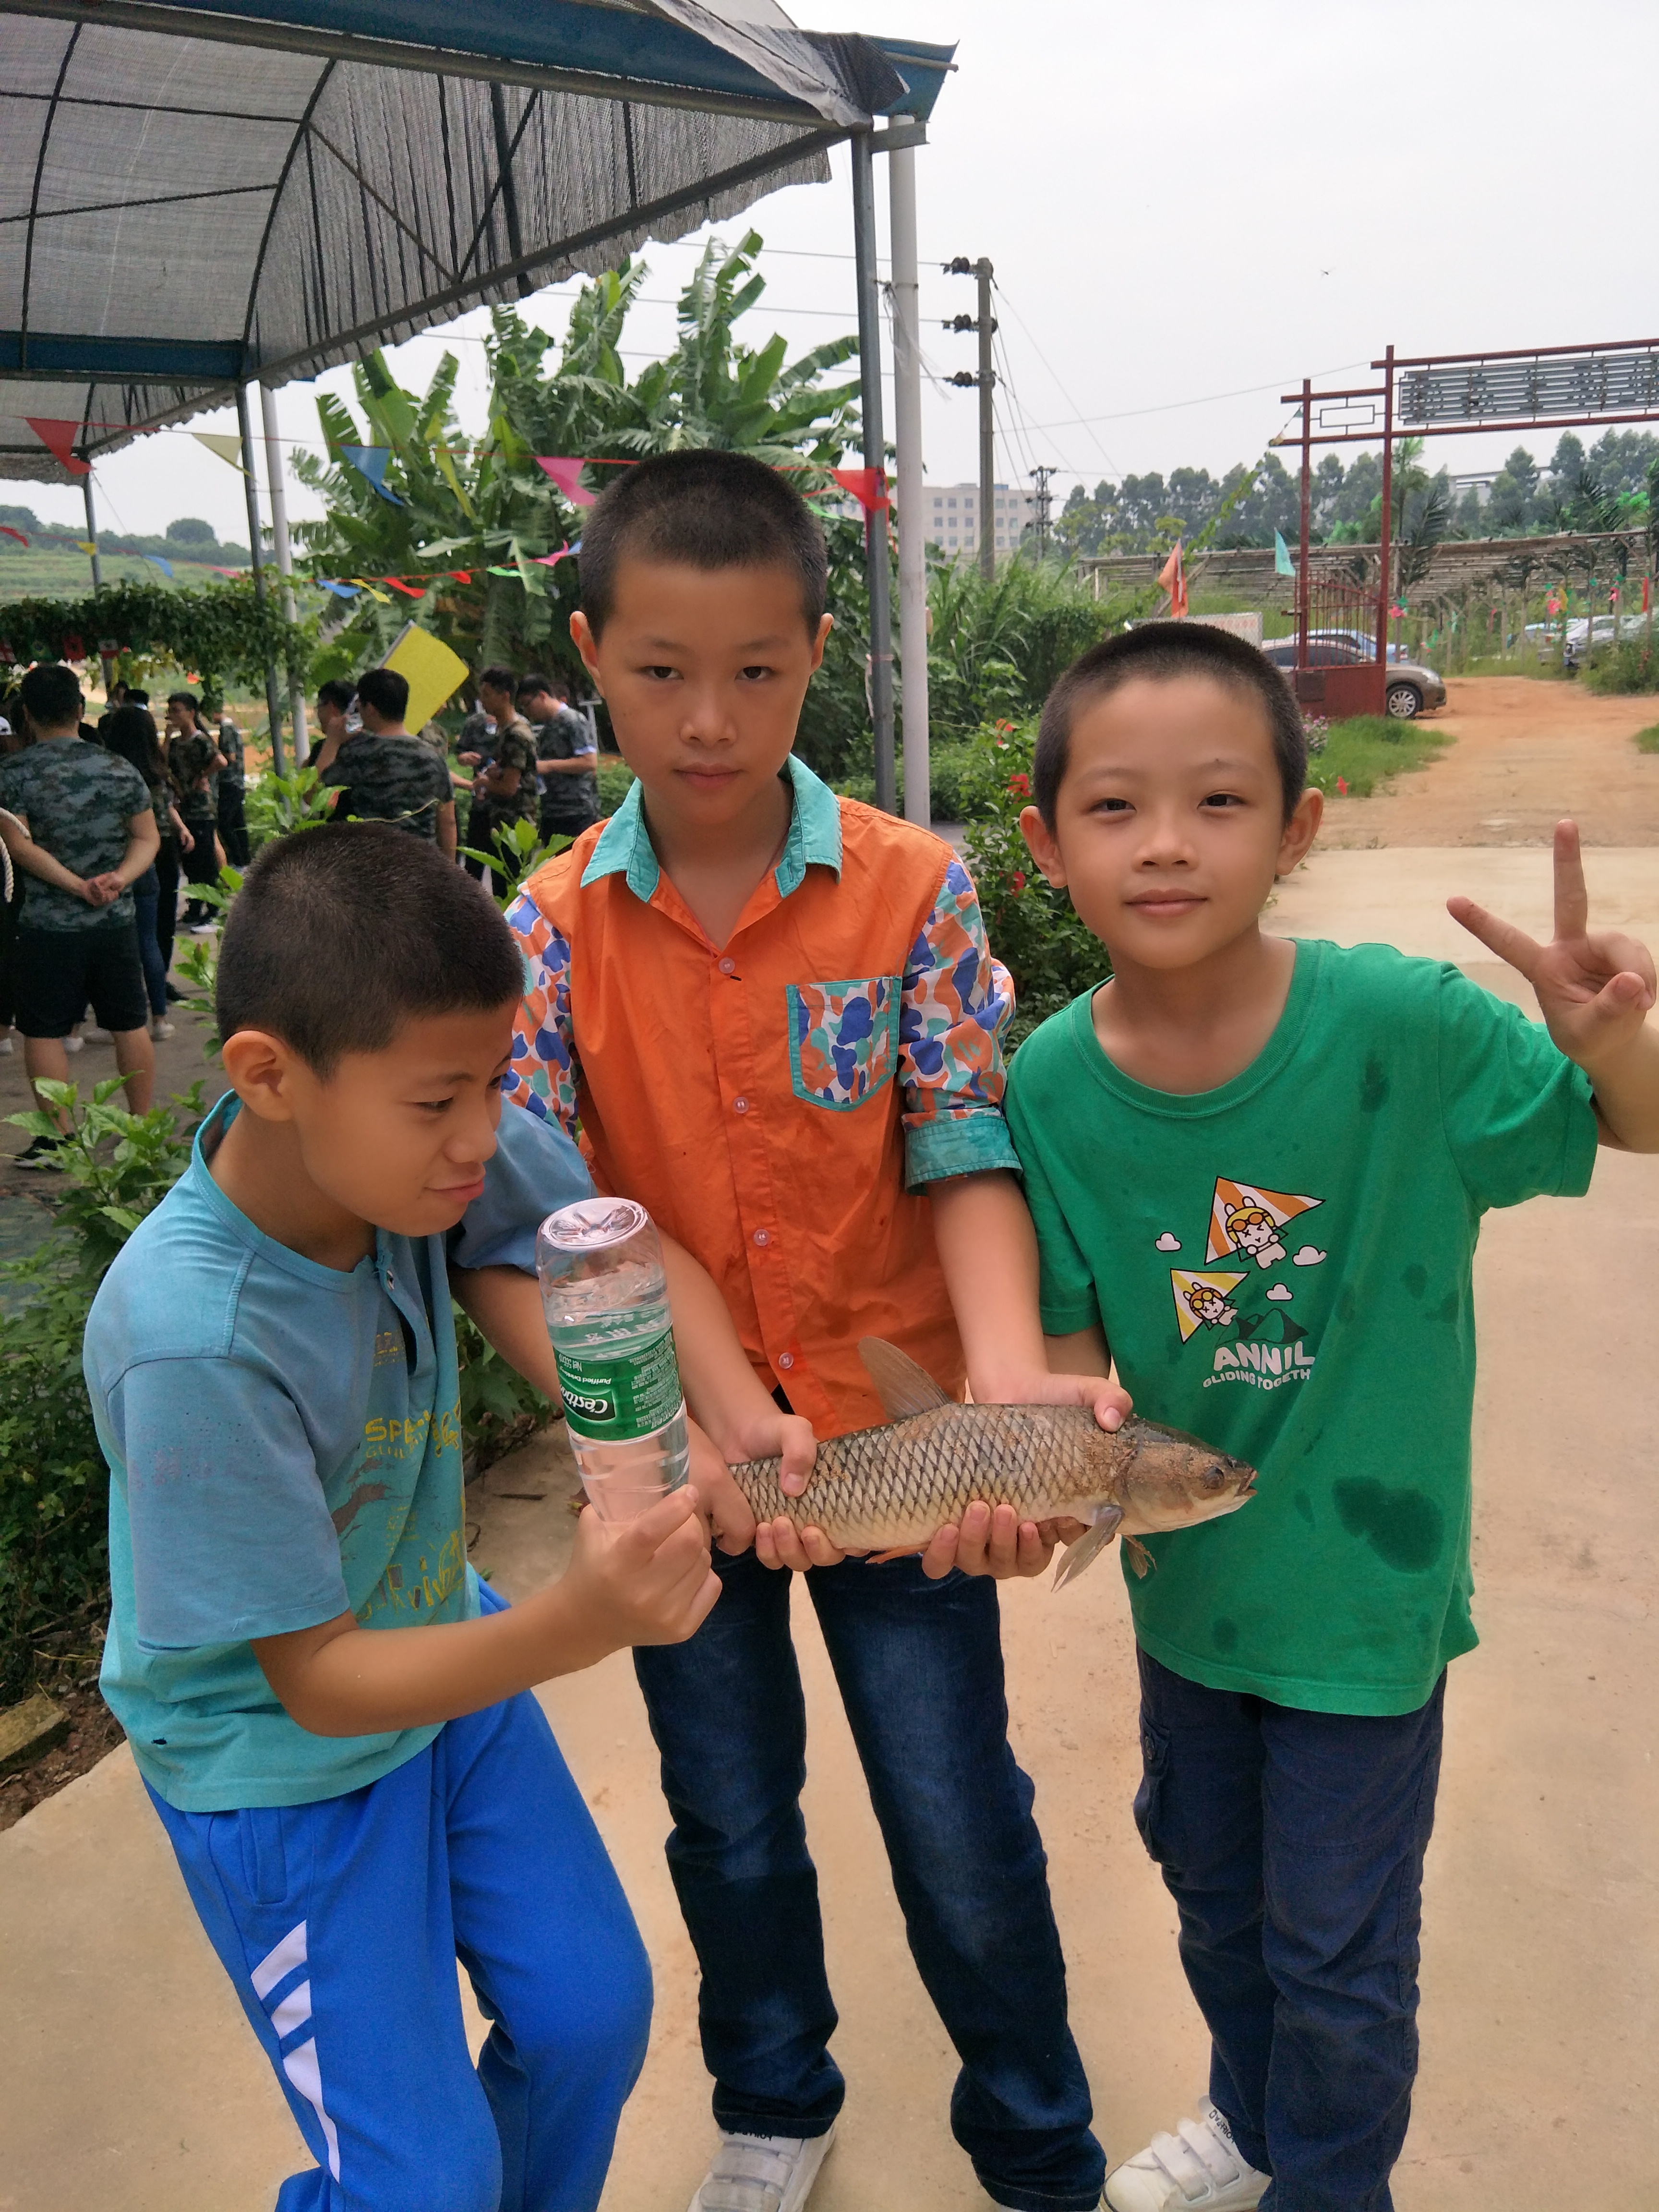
left=991, top=276, right=1123, bottom=481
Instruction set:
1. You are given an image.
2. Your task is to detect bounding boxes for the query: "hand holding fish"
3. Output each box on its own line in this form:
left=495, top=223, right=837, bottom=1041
left=1450, top=819, right=1659, bottom=1150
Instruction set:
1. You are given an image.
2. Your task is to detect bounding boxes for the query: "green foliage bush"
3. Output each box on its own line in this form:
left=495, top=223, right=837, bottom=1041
left=1584, top=637, right=1659, bottom=695
left=1304, top=714, right=1448, bottom=799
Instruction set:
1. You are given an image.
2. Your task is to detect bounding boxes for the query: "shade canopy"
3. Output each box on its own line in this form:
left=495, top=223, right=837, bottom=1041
left=0, top=0, right=950, bottom=479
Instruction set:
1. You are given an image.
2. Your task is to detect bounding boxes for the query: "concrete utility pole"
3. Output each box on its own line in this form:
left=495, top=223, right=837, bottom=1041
left=260, top=382, right=309, bottom=761
left=851, top=131, right=896, bottom=814
left=888, top=142, right=930, bottom=830
left=238, top=381, right=287, bottom=776
left=976, top=257, right=995, bottom=579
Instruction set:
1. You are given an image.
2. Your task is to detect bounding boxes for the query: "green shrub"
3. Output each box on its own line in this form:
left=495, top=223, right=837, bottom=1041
left=1584, top=638, right=1659, bottom=695
left=1635, top=724, right=1659, bottom=754
left=1305, top=714, right=1448, bottom=799
left=596, top=756, right=635, bottom=817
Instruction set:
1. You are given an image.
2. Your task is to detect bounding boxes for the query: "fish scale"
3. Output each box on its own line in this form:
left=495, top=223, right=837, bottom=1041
left=730, top=1403, right=1223, bottom=1555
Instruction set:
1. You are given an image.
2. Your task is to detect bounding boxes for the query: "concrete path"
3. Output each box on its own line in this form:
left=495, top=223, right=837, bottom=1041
left=2, top=850, right=1657, bottom=2211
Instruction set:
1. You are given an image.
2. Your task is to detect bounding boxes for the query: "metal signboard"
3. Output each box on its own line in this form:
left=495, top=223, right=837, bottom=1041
left=1398, top=349, right=1659, bottom=429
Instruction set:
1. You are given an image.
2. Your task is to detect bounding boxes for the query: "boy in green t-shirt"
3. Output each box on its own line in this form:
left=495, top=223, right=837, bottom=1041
left=1001, top=622, right=1659, bottom=2212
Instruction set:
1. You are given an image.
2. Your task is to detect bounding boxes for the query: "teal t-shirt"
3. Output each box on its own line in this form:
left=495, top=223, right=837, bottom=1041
left=1005, top=938, right=1598, bottom=1716
left=87, top=1092, right=590, bottom=1811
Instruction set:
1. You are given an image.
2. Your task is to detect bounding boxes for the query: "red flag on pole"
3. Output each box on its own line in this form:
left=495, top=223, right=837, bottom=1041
left=536, top=457, right=597, bottom=507
left=831, top=467, right=890, bottom=515
left=1156, top=541, right=1188, bottom=619
left=1644, top=578, right=1652, bottom=614
left=25, top=419, right=89, bottom=474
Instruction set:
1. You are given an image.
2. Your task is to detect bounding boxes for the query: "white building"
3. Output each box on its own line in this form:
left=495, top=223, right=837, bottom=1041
left=923, top=481, right=1036, bottom=558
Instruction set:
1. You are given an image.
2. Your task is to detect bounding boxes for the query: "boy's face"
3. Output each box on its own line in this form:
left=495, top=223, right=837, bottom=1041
left=571, top=558, right=830, bottom=828
left=1021, top=675, right=1321, bottom=972
left=237, top=1005, right=518, bottom=1239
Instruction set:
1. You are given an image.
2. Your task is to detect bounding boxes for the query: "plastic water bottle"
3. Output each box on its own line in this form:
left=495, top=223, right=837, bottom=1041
left=536, top=1197, right=691, bottom=1521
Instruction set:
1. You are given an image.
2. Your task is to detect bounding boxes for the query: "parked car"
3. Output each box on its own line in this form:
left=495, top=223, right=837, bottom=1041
left=1262, top=638, right=1445, bottom=718
left=1306, top=626, right=1411, bottom=666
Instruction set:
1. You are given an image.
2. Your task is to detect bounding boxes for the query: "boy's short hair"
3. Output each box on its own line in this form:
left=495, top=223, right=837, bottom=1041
left=355, top=667, right=409, bottom=723
left=476, top=665, right=517, bottom=697
left=1035, top=622, right=1308, bottom=826
left=216, top=823, right=523, bottom=1075
left=21, top=663, right=84, bottom=727
left=579, top=450, right=828, bottom=639
left=517, top=671, right=567, bottom=703
left=316, top=677, right=357, bottom=715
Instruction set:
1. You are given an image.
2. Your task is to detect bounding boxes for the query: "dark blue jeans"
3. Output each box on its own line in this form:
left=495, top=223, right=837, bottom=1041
left=131, top=864, right=168, bottom=1019
left=633, top=1551, right=1103, bottom=2212
left=1132, top=1650, right=1446, bottom=2212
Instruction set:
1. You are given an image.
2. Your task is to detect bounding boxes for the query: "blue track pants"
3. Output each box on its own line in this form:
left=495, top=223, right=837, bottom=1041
left=147, top=1683, right=651, bottom=2212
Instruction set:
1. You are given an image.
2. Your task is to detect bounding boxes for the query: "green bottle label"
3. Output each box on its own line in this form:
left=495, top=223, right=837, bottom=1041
left=554, top=1327, right=684, bottom=1442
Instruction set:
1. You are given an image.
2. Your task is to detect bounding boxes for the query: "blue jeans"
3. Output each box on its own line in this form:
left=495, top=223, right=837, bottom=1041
left=147, top=1660, right=651, bottom=2211
left=131, top=863, right=168, bottom=1018
left=1132, top=1650, right=1446, bottom=2212
left=634, top=1551, right=1103, bottom=2212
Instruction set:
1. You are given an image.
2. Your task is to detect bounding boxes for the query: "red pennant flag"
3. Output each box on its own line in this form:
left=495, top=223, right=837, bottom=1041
left=449, top=570, right=473, bottom=584
left=383, top=578, right=426, bottom=598
left=537, top=457, right=597, bottom=507
left=831, top=467, right=890, bottom=514
left=0, top=525, right=27, bottom=546
left=62, top=633, right=84, bottom=660
left=1156, top=541, right=1188, bottom=619
left=25, top=419, right=90, bottom=474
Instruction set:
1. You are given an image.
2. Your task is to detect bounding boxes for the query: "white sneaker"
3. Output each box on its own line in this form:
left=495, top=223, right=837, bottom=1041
left=0, top=1030, right=11, bottom=1054
left=186, top=922, right=215, bottom=937
left=62, top=1033, right=83, bottom=1053
left=82, top=1024, right=113, bottom=1043
left=149, top=1017, right=175, bottom=1040
left=686, top=2127, right=836, bottom=2212
left=1105, top=2100, right=1268, bottom=2212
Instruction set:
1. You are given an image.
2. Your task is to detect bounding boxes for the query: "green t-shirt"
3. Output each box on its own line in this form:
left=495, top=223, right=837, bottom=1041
left=1004, top=938, right=1598, bottom=1717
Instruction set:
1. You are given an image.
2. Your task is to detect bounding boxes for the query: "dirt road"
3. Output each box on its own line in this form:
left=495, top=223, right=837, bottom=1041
left=1317, top=675, right=1659, bottom=847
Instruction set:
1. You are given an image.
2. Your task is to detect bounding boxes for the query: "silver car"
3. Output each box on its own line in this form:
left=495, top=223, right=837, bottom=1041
left=1262, top=638, right=1445, bottom=719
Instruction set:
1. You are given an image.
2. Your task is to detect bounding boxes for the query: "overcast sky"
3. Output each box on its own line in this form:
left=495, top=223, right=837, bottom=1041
left=21, top=0, right=1659, bottom=548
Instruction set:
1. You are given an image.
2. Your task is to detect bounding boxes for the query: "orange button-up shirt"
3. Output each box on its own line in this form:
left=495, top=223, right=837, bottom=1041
left=502, top=757, right=1017, bottom=1438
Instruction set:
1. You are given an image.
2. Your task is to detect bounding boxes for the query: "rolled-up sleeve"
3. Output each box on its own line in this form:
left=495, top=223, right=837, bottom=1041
left=899, top=856, right=1020, bottom=1188
left=503, top=891, right=581, bottom=1142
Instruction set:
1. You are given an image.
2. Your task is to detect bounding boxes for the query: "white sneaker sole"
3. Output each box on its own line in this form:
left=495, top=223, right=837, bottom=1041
left=686, top=2125, right=836, bottom=2212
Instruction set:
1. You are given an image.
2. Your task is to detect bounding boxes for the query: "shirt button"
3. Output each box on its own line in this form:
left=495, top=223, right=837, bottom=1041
left=733, top=1096, right=749, bottom=1114
left=753, top=1228, right=770, bottom=1247
left=778, top=1352, right=795, bottom=1370
left=718, top=956, right=736, bottom=975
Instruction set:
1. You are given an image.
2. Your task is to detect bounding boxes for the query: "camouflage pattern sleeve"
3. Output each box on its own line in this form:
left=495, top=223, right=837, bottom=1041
left=899, top=855, right=1020, bottom=1189
left=502, top=890, right=581, bottom=1141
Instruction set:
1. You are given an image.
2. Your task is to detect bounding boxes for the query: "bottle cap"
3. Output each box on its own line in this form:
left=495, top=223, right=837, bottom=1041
left=540, top=1196, right=649, bottom=1254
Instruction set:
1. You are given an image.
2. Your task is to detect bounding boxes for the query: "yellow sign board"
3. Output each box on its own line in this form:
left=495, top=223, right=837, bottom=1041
left=384, top=623, right=470, bottom=732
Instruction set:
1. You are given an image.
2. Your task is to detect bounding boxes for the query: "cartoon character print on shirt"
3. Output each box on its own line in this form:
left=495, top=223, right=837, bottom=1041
left=1161, top=1177, right=1327, bottom=1392
left=788, top=974, right=900, bottom=1109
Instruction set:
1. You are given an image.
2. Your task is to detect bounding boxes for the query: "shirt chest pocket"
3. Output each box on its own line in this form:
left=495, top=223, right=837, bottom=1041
left=787, top=975, right=901, bottom=1110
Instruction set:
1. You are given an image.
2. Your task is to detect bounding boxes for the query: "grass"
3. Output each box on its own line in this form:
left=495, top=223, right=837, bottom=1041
left=0, top=548, right=238, bottom=601
left=1636, top=725, right=1659, bottom=754
left=1307, top=713, right=1449, bottom=800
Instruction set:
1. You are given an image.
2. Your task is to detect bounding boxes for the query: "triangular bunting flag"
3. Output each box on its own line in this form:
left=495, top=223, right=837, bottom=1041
left=144, top=553, right=175, bottom=578
left=383, top=578, right=426, bottom=598
left=536, top=457, right=597, bottom=506
left=0, top=525, right=27, bottom=545
left=531, top=542, right=573, bottom=567
left=831, top=467, right=890, bottom=514
left=1204, top=1178, right=1322, bottom=1267
left=346, top=577, right=392, bottom=603
left=193, top=432, right=248, bottom=475
left=1274, top=529, right=1294, bottom=577
left=1170, top=1269, right=1247, bottom=1342
left=340, top=446, right=402, bottom=505
left=75, top=540, right=97, bottom=554
left=1156, top=540, right=1188, bottom=618
left=25, top=418, right=89, bottom=474
left=319, top=580, right=360, bottom=600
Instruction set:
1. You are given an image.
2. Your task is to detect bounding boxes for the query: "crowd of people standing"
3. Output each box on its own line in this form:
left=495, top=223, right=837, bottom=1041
left=0, top=651, right=600, bottom=1164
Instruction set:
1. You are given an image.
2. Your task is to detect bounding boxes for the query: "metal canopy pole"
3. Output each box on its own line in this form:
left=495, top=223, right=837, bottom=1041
left=1377, top=344, right=1395, bottom=675
left=888, top=140, right=929, bottom=829
left=851, top=129, right=896, bottom=815
left=260, top=382, right=309, bottom=763
left=81, top=474, right=102, bottom=595
left=1296, top=378, right=1311, bottom=673
left=237, top=381, right=286, bottom=777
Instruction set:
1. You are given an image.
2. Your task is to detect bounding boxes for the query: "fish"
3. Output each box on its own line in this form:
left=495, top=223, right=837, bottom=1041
left=727, top=1338, right=1257, bottom=1587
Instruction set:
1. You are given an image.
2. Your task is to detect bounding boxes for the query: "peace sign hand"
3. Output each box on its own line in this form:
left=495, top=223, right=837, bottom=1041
left=1448, top=820, right=1657, bottom=1078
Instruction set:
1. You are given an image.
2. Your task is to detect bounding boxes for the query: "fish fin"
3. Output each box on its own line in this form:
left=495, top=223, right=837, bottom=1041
left=858, top=1336, right=954, bottom=1420
left=1124, top=1535, right=1155, bottom=1579
left=1052, top=1502, right=1123, bottom=1591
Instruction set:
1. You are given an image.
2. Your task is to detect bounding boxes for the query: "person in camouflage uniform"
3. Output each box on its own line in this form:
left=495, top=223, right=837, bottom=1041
left=0, top=663, right=160, bottom=1153
left=165, top=692, right=225, bottom=929
left=465, top=666, right=539, bottom=892
left=212, top=705, right=250, bottom=866
left=322, top=666, right=457, bottom=854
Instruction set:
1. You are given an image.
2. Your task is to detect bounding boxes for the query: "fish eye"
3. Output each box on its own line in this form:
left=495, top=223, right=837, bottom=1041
left=1202, top=1465, right=1227, bottom=1492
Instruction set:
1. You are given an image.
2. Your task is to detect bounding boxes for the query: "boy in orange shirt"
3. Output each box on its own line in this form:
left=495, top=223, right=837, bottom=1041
left=501, top=452, right=1125, bottom=2212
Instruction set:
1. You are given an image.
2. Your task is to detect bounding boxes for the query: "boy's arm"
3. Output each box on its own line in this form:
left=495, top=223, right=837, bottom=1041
left=254, top=1488, right=717, bottom=1734
left=0, top=809, right=96, bottom=902
left=1451, top=819, right=1659, bottom=1151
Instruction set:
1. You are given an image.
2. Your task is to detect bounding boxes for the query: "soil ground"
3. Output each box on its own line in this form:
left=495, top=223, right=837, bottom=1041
left=2, top=684, right=1657, bottom=2209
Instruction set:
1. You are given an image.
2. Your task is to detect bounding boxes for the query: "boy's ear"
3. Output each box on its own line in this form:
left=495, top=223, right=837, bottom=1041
left=809, top=612, right=833, bottom=672
left=1019, top=804, right=1068, bottom=888
left=569, top=610, right=602, bottom=690
left=221, top=1028, right=307, bottom=1123
left=1275, top=786, right=1323, bottom=878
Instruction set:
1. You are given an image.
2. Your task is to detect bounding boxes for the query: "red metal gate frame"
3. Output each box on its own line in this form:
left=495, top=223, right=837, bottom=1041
left=1274, top=335, right=1659, bottom=715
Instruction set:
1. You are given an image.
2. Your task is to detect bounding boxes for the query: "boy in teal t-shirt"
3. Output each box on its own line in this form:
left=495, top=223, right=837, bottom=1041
left=1002, top=623, right=1659, bottom=2212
